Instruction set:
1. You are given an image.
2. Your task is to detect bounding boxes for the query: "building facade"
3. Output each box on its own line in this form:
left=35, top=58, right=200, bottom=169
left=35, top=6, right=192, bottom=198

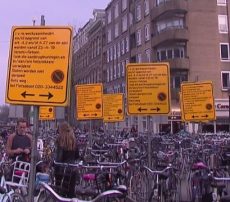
left=72, top=0, right=230, bottom=133
left=71, top=9, right=105, bottom=129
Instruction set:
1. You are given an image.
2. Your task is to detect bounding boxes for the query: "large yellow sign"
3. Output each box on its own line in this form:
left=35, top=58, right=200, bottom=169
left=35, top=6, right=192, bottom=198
left=39, top=106, right=55, bottom=120
left=5, top=26, right=72, bottom=106
left=76, top=84, right=103, bottom=120
left=103, top=94, right=124, bottom=122
left=127, top=63, right=171, bottom=115
left=181, top=81, right=216, bottom=122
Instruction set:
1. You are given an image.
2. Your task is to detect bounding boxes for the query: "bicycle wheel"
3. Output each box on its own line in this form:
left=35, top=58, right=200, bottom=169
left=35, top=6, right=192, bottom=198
left=9, top=193, right=25, bottom=202
left=129, top=172, right=148, bottom=201
left=36, top=189, right=55, bottom=202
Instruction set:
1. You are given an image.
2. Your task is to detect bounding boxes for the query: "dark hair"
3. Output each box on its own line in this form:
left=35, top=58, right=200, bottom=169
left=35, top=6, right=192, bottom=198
left=17, top=118, right=28, bottom=126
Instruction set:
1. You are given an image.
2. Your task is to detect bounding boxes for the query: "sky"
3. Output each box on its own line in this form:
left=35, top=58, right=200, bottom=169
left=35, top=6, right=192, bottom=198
left=0, top=0, right=110, bottom=105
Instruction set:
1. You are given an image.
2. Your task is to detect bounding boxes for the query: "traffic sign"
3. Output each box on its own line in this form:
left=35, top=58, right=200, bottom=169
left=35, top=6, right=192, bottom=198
left=126, top=63, right=171, bottom=115
left=5, top=26, right=72, bottom=106
left=103, top=94, right=124, bottom=122
left=76, top=84, right=103, bottom=120
left=181, top=81, right=216, bottom=122
left=39, top=106, right=55, bottom=120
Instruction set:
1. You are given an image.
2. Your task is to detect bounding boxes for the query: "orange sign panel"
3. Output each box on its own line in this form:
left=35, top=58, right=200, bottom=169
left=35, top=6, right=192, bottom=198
left=5, top=26, right=72, bottom=106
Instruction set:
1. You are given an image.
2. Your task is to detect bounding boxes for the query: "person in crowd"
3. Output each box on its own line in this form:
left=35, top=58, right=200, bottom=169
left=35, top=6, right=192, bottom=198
left=130, top=125, right=138, bottom=137
left=6, top=118, right=32, bottom=162
left=54, top=121, right=79, bottom=197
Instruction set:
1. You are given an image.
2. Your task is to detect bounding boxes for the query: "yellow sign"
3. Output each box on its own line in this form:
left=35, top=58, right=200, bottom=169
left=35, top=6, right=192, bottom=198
left=76, top=84, right=103, bottom=120
left=181, top=81, right=216, bottom=122
left=39, top=106, right=55, bottom=120
left=5, top=26, right=72, bottom=106
left=127, top=63, right=171, bottom=115
left=103, top=94, right=124, bottom=122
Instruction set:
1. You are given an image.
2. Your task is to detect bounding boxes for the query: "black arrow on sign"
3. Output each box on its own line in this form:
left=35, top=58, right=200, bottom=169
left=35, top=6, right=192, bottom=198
left=192, top=115, right=199, bottom=118
left=201, top=114, right=209, bottom=118
left=151, top=107, right=160, bottom=112
left=39, top=92, right=53, bottom=100
left=138, top=107, right=147, bottom=112
left=21, top=91, right=35, bottom=98
left=83, top=114, right=89, bottom=116
left=92, top=113, right=97, bottom=116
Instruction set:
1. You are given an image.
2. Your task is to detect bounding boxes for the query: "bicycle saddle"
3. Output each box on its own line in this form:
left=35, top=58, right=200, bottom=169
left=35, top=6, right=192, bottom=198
left=192, top=162, right=208, bottom=170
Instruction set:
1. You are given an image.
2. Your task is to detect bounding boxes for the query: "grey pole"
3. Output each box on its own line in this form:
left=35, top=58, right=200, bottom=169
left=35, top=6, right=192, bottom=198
left=147, top=116, right=152, bottom=167
left=28, top=106, right=39, bottom=202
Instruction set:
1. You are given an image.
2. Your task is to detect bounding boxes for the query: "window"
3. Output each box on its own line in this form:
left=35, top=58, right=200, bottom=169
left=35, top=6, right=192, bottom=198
left=171, top=74, right=187, bottom=88
left=110, top=66, right=113, bottom=81
left=145, top=49, right=151, bottom=62
left=145, top=24, right=150, bottom=41
left=156, top=17, right=184, bottom=33
left=125, top=37, right=129, bottom=53
left=136, top=29, right=141, bottom=46
left=107, top=29, right=112, bottom=43
left=107, top=10, right=112, bottom=24
left=107, top=69, right=110, bottom=82
left=97, top=37, right=100, bottom=55
left=157, top=46, right=185, bottom=61
left=117, top=63, right=121, bottom=78
left=136, top=4, right=141, bottom=22
left=114, top=64, right=117, bottom=79
left=107, top=50, right=110, bottom=62
left=217, top=0, right=226, bottom=6
left=137, top=53, right=142, bottom=63
left=121, top=39, right=125, bottom=55
left=129, top=13, right=134, bottom=26
left=110, top=47, right=113, bottom=61
left=125, top=58, right=129, bottom=66
left=121, top=61, right=125, bottom=76
left=114, top=45, right=117, bottom=60
left=221, top=71, right=230, bottom=89
left=218, top=15, right=228, bottom=33
left=117, top=43, right=121, bottom=58
left=122, top=15, right=128, bottom=32
left=122, top=83, right=125, bottom=94
left=115, top=23, right=119, bottom=38
left=114, top=3, right=119, bottom=19
left=220, top=43, right=230, bottom=60
left=144, top=0, right=150, bottom=16
left=122, top=0, right=127, bottom=11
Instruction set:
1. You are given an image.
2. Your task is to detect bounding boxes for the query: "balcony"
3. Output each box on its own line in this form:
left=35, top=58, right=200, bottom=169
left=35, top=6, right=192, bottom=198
left=165, top=58, right=189, bottom=70
left=152, top=0, right=188, bottom=20
left=152, top=28, right=188, bottom=47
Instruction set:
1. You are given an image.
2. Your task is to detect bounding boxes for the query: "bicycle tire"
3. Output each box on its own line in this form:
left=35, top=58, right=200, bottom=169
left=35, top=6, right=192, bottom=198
left=9, top=193, right=26, bottom=202
left=36, top=189, right=55, bottom=202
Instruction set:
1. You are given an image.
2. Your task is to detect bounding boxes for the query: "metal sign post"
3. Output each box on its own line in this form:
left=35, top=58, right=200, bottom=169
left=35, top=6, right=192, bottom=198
left=28, top=106, right=39, bottom=202
left=147, top=116, right=152, bottom=167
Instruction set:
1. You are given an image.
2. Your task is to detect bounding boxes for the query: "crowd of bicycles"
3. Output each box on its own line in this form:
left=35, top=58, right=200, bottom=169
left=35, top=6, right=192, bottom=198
left=0, top=127, right=230, bottom=202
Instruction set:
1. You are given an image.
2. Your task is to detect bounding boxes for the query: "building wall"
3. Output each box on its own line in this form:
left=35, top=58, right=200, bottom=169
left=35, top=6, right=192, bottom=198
left=72, top=0, right=230, bottom=133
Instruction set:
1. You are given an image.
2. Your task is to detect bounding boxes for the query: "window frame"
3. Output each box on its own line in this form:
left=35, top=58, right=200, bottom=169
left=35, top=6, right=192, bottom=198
left=220, top=43, right=230, bottom=61
left=221, top=71, right=230, bottom=90
left=218, top=15, right=228, bottom=33
left=217, top=0, right=226, bottom=6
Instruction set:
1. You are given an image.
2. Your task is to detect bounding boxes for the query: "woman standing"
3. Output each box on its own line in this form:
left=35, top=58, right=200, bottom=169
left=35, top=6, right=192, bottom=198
left=54, top=121, right=79, bottom=197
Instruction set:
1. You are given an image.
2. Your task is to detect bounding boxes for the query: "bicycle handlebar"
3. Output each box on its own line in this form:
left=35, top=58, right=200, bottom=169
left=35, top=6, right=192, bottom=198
left=39, top=182, right=124, bottom=202
left=143, top=164, right=175, bottom=174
